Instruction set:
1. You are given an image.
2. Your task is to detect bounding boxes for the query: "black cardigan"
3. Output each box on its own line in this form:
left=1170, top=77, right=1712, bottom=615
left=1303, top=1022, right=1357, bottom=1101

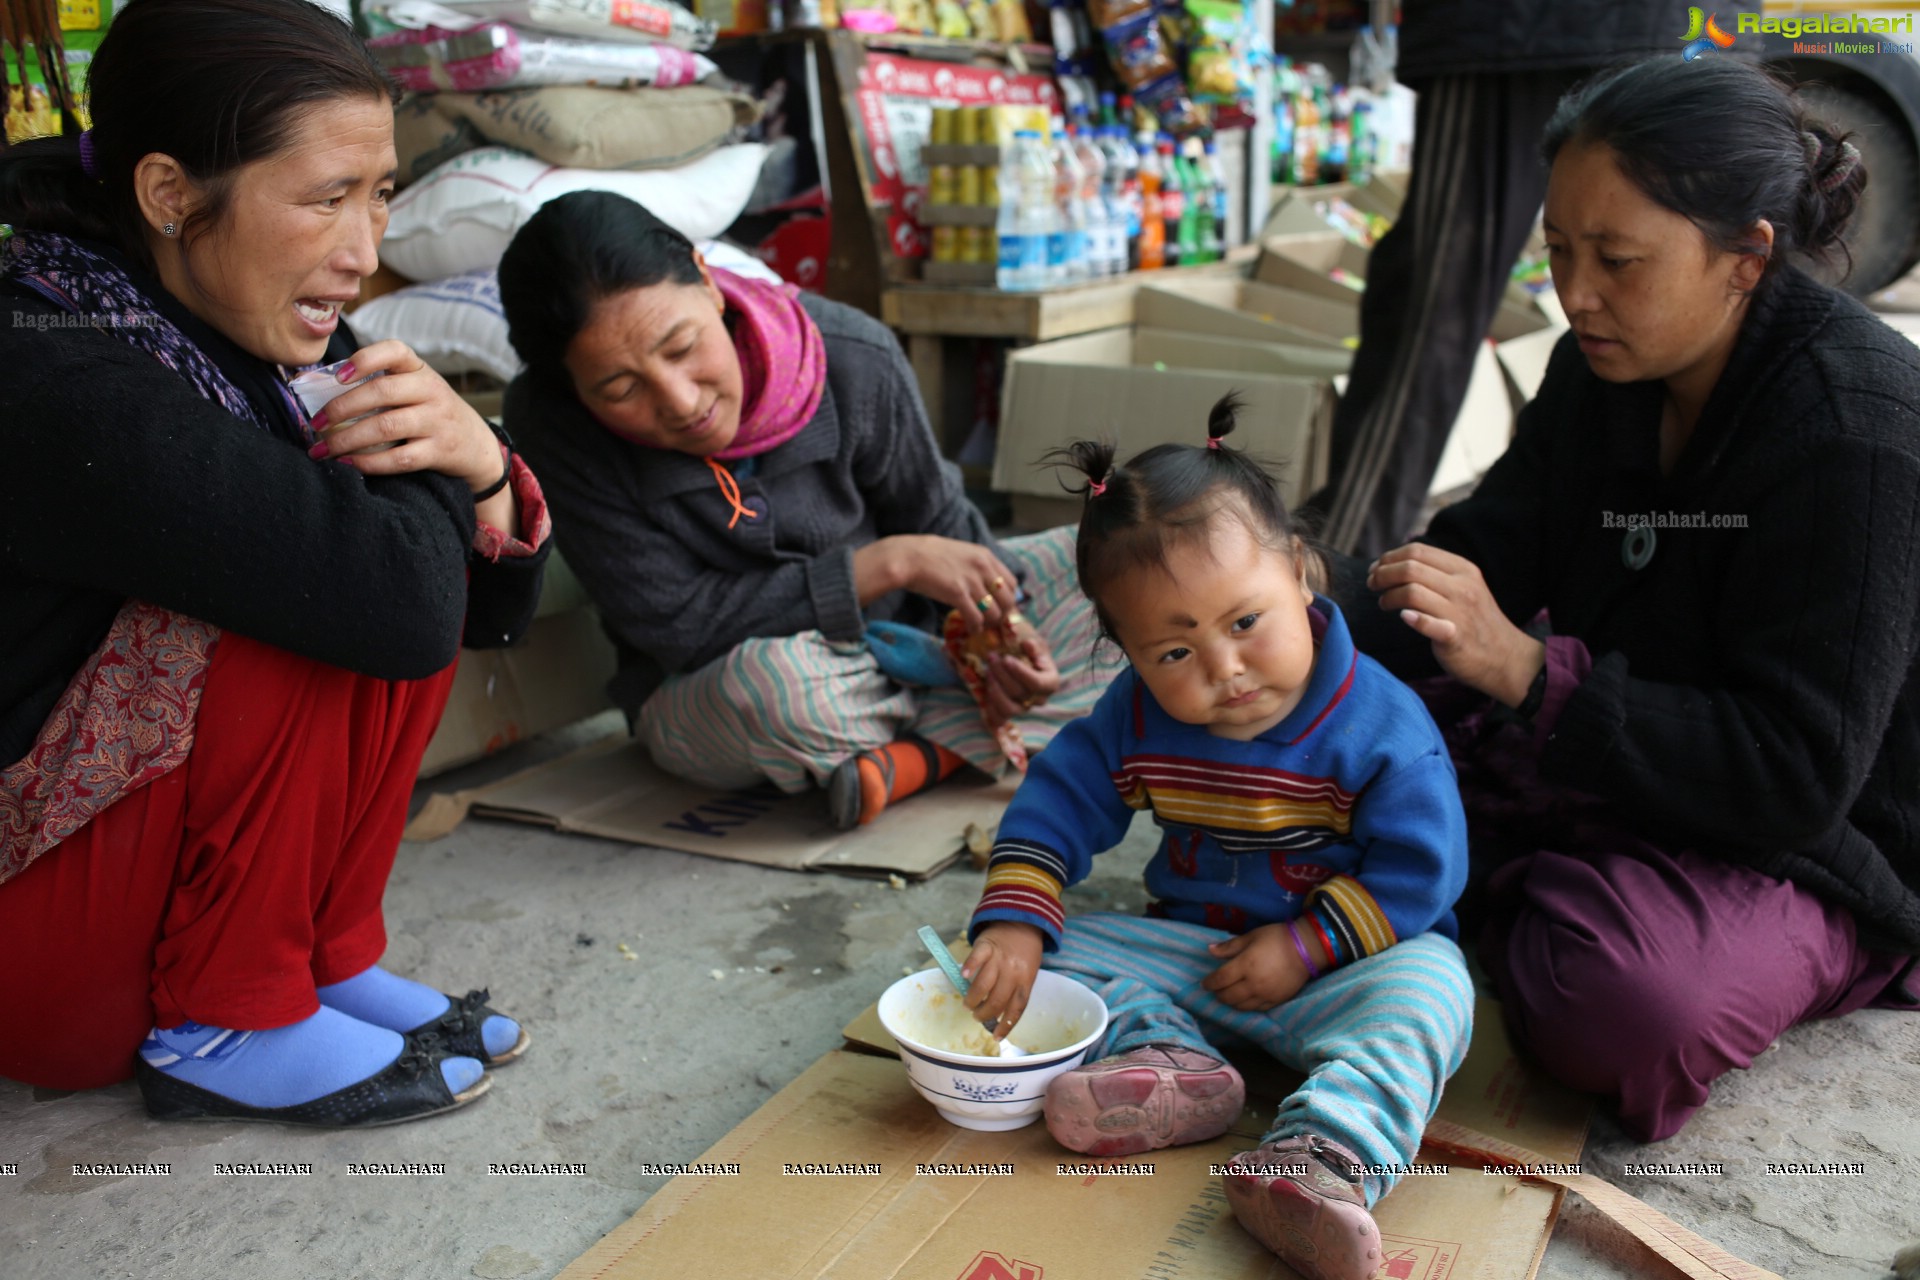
left=1338, top=268, right=1920, bottom=953
left=0, top=281, right=548, bottom=767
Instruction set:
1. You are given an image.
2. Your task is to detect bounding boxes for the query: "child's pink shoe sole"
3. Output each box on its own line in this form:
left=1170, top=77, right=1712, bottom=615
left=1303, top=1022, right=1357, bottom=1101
left=1221, top=1137, right=1383, bottom=1280
left=1042, top=1044, right=1245, bottom=1157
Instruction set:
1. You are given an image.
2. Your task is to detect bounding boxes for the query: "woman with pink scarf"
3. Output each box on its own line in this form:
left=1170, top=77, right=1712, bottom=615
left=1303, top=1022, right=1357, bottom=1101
left=498, top=193, right=1117, bottom=826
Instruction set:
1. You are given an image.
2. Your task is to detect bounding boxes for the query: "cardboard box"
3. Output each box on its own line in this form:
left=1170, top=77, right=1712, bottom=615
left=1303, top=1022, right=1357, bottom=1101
left=1260, top=171, right=1408, bottom=240
left=991, top=327, right=1335, bottom=513
left=1253, top=231, right=1554, bottom=343
left=1135, top=277, right=1360, bottom=351
left=417, top=600, right=617, bottom=777
left=555, top=984, right=1590, bottom=1280
left=1492, top=325, right=1567, bottom=417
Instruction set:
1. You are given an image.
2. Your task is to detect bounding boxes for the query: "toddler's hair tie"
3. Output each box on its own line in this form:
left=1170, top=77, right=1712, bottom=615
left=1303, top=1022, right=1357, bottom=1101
left=1205, top=436, right=1222, bottom=450
left=1088, top=472, right=1110, bottom=498
left=78, top=129, right=97, bottom=178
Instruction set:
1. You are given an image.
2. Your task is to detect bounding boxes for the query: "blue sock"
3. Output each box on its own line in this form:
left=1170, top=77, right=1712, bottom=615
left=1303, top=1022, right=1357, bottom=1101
left=139, top=1007, right=483, bottom=1107
left=317, top=965, right=521, bottom=1059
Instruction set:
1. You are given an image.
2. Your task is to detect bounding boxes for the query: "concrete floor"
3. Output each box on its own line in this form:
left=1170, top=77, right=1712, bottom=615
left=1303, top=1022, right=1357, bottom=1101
left=10, top=278, right=1920, bottom=1280
left=1, top=708, right=1915, bottom=1280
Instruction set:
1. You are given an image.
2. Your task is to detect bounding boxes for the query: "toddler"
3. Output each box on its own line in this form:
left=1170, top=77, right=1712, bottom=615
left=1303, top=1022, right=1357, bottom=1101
left=961, top=396, right=1473, bottom=1280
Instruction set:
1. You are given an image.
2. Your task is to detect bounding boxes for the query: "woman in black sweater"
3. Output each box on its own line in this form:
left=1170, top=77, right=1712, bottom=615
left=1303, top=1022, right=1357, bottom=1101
left=1336, top=57, right=1920, bottom=1143
left=0, top=0, right=549, bottom=1125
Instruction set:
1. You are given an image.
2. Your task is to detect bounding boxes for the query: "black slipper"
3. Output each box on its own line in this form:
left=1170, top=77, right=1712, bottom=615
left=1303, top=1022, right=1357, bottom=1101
left=408, top=988, right=530, bottom=1066
left=136, top=1039, right=491, bottom=1128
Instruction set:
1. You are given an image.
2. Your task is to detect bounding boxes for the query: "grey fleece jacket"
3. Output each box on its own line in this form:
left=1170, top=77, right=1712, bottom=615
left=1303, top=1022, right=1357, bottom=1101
left=505, top=293, right=1006, bottom=719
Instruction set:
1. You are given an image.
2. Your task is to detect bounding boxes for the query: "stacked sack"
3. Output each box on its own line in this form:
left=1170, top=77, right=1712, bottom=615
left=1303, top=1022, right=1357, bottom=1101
left=353, top=0, right=779, bottom=381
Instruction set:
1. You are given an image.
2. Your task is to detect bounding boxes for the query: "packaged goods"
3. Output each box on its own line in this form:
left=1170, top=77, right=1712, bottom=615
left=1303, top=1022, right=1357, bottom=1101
left=349, top=242, right=775, bottom=381
left=369, top=22, right=718, bottom=91
left=422, top=0, right=717, bottom=50
left=381, top=144, right=769, bottom=279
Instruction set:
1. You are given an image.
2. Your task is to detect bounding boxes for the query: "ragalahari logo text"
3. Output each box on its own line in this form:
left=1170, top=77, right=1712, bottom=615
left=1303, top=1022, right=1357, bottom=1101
left=1680, top=7, right=1738, bottom=59
left=956, top=1251, right=1042, bottom=1280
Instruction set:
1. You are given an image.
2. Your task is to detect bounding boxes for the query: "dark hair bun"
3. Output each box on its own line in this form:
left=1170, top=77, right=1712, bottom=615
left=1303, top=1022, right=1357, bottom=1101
left=1797, top=124, right=1866, bottom=260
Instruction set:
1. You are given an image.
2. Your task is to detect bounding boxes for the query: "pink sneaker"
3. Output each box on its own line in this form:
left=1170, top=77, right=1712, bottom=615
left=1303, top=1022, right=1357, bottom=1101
left=1221, top=1134, right=1383, bottom=1280
left=1043, top=1043, right=1245, bottom=1157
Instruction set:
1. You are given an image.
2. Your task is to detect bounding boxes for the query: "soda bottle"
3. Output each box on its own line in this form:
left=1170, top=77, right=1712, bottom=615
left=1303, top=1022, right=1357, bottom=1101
left=1136, top=134, right=1166, bottom=271
left=1175, top=138, right=1204, bottom=266
left=1157, top=137, right=1185, bottom=268
left=1201, top=137, right=1228, bottom=261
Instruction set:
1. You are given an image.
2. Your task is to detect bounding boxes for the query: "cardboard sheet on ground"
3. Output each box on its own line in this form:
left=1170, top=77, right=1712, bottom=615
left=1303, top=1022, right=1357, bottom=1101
left=404, top=736, right=1014, bottom=880
left=560, top=965, right=1593, bottom=1280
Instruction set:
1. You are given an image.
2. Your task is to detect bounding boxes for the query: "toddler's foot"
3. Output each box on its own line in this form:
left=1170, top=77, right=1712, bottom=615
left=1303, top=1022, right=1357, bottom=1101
left=1043, top=1043, right=1244, bottom=1157
left=317, top=966, right=528, bottom=1065
left=1220, top=1133, right=1382, bottom=1280
left=137, top=1006, right=488, bottom=1126
left=827, top=734, right=967, bottom=830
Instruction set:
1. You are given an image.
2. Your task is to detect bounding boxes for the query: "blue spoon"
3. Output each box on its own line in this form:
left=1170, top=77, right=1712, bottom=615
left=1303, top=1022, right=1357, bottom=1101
left=916, top=926, right=997, bottom=1034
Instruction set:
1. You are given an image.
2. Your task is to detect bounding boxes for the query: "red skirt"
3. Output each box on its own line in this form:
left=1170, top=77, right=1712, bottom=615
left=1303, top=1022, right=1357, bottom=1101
left=0, top=633, right=455, bottom=1090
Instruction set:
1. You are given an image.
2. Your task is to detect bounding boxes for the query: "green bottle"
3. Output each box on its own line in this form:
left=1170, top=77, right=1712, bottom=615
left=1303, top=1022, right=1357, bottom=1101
left=1175, top=141, right=1203, bottom=267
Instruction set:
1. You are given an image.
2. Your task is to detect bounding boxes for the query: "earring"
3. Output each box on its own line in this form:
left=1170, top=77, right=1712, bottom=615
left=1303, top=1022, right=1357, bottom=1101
left=162, top=223, right=177, bottom=237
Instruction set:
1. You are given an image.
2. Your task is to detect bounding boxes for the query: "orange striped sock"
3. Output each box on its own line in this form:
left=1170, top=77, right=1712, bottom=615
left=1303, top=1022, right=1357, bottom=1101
left=853, top=735, right=968, bottom=825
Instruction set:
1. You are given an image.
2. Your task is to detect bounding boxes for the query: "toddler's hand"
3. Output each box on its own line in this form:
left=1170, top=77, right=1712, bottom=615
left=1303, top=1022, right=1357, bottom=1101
left=1203, top=923, right=1309, bottom=1011
left=961, top=922, right=1045, bottom=1039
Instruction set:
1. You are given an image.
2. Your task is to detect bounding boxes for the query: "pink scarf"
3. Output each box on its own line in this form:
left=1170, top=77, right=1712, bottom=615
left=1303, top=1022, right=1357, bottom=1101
left=710, top=267, right=825, bottom=460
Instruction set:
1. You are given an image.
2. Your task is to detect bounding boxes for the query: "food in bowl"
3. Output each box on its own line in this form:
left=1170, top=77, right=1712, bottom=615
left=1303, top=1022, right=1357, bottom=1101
left=878, top=969, right=1109, bottom=1131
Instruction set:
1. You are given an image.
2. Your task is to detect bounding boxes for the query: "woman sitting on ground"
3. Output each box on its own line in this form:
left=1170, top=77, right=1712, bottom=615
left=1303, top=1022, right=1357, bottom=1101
left=1338, top=55, right=1920, bottom=1143
left=0, top=0, right=549, bottom=1125
left=497, top=192, right=1119, bottom=827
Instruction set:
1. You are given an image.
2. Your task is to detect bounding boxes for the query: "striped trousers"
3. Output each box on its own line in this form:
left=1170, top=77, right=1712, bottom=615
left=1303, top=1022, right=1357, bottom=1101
left=1317, top=70, right=1582, bottom=558
left=636, top=526, right=1126, bottom=791
left=1045, top=912, right=1473, bottom=1206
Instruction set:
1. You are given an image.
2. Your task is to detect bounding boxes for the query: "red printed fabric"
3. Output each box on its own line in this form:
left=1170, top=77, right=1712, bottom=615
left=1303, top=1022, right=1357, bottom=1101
left=0, top=609, right=220, bottom=886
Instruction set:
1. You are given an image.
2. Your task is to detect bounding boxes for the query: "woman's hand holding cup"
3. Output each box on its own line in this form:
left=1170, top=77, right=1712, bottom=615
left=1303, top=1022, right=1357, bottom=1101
left=304, top=339, right=504, bottom=496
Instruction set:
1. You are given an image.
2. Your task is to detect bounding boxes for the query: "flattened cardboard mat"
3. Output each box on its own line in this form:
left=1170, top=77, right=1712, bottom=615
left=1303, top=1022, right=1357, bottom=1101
left=405, top=735, right=1017, bottom=880
left=559, top=987, right=1593, bottom=1280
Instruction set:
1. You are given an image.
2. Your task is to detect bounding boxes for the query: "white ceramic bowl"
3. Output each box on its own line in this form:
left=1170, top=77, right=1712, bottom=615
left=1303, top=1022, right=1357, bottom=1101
left=877, top=969, right=1109, bottom=1131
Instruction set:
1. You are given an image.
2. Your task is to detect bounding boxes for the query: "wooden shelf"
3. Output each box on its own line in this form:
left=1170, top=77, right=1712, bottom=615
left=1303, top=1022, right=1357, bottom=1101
left=881, top=250, right=1255, bottom=343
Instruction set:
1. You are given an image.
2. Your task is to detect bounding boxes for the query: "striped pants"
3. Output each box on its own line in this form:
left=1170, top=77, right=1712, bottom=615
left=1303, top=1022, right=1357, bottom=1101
left=637, top=526, right=1125, bottom=792
left=1045, top=912, right=1473, bottom=1206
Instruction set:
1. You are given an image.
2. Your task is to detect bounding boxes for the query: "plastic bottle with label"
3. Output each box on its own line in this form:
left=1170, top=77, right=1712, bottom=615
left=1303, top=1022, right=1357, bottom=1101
left=1200, top=137, right=1228, bottom=262
left=1049, top=123, right=1088, bottom=284
left=1136, top=133, right=1166, bottom=271
left=996, top=130, right=1053, bottom=291
left=1070, top=111, right=1119, bottom=277
left=1174, top=138, right=1204, bottom=266
left=1156, top=136, right=1186, bottom=269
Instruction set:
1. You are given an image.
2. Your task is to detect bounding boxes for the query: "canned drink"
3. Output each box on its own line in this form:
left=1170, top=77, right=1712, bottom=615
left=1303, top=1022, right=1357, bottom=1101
left=981, top=166, right=999, bottom=208
left=929, top=106, right=957, bottom=146
left=931, top=224, right=959, bottom=262
left=964, top=105, right=991, bottom=147
left=960, top=226, right=990, bottom=263
left=955, top=164, right=981, bottom=206
left=928, top=164, right=956, bottom=206
left=954, top=104, right=981, bottom=145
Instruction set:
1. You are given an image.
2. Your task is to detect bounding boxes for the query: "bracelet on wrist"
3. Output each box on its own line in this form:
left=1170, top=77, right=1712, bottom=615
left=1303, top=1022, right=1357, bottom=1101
left=1288, top=920, right=1323, bottom=979
left=472, top=441, right=512, bottom=503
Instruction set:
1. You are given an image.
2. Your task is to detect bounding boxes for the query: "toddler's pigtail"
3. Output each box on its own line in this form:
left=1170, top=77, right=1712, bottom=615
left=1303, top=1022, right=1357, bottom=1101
left=1044, top=438, right=1121, bottom=503
left=1205, top=392, right=1245, bottom=450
